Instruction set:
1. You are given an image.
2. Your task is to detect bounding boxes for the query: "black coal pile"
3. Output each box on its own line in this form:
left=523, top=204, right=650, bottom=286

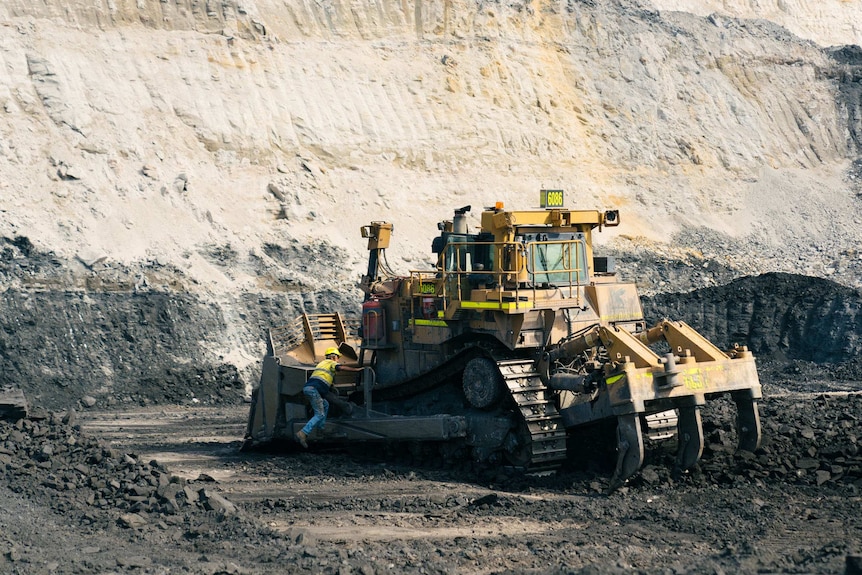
left=0, top=410, right=227, bottom=522
left=0, top=236, right=356, bottom=413
left=0, top=286, right=248, bottom=411
left=0, top=409, right=290, bottom=574
left=620, top=393, right=862, bottom=494
left=643, top=272, right=862, bottom=366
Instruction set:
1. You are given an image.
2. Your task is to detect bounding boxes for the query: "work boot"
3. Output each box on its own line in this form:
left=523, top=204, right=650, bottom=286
left=344, top=402, right=355, bottom=417
left=295, top=430, right=308, bottom=448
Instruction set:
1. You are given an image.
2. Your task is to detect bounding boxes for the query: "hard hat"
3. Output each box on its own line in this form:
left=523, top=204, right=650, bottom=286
left=324, top=347, right=341, bottom=357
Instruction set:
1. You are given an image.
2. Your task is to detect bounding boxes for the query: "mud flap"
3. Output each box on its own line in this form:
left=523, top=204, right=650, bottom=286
left=732, top=391, right=762, bottom=453
left=607, top=413, right=644, bottom=494
left=673, top=406, right=704, bottom=476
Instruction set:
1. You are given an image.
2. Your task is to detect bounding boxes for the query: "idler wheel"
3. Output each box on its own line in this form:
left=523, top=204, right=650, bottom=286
left=462, top=357, right=503, bottom=409
left=502, top=424, right=533, bottom=468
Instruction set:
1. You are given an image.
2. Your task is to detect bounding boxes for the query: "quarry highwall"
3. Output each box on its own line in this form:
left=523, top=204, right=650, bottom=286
left=1, top=0, right=858, bottom=275
left=2, top=1, right=862, bottom=403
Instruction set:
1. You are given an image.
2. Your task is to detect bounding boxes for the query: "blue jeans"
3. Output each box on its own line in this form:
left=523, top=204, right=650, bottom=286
left=301, top=386, right=329, bottom=435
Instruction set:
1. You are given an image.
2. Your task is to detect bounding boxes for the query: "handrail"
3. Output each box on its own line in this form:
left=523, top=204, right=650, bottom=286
left=408, top=238, right=587, bottom=312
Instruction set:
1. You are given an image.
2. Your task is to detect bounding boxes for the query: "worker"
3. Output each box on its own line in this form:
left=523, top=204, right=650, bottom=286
left=295, top=346, right=362, bottom=448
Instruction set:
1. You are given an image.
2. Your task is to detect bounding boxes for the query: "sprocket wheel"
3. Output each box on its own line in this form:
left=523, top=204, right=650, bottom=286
left=462, top=357, right=504, bottom=409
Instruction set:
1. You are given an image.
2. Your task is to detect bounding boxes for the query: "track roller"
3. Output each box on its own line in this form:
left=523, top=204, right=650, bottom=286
left=463, top=357, right=504, bottom=409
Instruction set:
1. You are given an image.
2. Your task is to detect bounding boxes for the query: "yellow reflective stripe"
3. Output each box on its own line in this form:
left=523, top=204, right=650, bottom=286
left=412, top=319, right=449, bottom=327
left=605, top=374, right=625, bottom=385
left=459, top=301, right=534, bottom=310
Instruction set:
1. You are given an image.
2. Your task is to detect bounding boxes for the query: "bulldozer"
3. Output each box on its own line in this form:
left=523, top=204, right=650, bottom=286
left=244, top=194, right=762, bottom=490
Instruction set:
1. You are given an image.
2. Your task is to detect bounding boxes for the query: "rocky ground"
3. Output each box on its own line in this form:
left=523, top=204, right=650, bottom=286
left=0, top=375, right=860, bottom=574
left=3, top=239, right=862, bottom=574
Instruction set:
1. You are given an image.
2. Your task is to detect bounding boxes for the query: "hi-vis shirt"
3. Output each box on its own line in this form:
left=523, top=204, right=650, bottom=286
left=310, top=359, right=338, bottom=385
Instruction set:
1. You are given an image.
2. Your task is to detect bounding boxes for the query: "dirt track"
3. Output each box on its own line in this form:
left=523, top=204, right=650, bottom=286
left=35, top=387, right=853, bottom=575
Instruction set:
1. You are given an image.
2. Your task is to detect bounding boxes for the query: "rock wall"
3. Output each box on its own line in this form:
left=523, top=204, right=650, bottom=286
left=644, top=272, right=862, bottom=365
left=2, top=0, right=862, bottom=401
left=1, top=0, right=859, bottom=280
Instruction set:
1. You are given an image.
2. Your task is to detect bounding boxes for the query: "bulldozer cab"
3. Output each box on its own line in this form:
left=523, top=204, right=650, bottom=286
left=413, top=201, right=619, bottom=320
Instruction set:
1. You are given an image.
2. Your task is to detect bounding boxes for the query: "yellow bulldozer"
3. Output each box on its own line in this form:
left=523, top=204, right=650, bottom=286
left=245, top=194, right=762, bottom=490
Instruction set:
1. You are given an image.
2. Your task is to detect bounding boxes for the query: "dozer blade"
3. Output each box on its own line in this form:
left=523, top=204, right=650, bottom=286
left=673, top=405, right=704, bottom=476
left=607, top=413, right=645, bottom=494
left=732, top=391, right=762, bottom=453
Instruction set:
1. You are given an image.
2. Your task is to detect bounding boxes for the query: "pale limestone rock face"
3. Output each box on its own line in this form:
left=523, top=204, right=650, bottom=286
left=0, top=0, right=859, bottom=300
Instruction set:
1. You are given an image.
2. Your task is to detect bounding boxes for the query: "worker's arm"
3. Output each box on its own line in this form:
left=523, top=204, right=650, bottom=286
left=336, top=364, right=363, bottom=372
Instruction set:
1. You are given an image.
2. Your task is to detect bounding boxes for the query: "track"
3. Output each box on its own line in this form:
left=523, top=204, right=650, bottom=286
left=497, top=359, right=568, bottom=469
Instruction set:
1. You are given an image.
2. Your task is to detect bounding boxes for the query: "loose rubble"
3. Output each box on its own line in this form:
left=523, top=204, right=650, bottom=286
left=1, top=410, right=221, bottom=524
left=633, top=393, right=862, bottom=492
left=0, top=383, right=859, bottom=574
left=0, top=409, right=281, bottom=574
